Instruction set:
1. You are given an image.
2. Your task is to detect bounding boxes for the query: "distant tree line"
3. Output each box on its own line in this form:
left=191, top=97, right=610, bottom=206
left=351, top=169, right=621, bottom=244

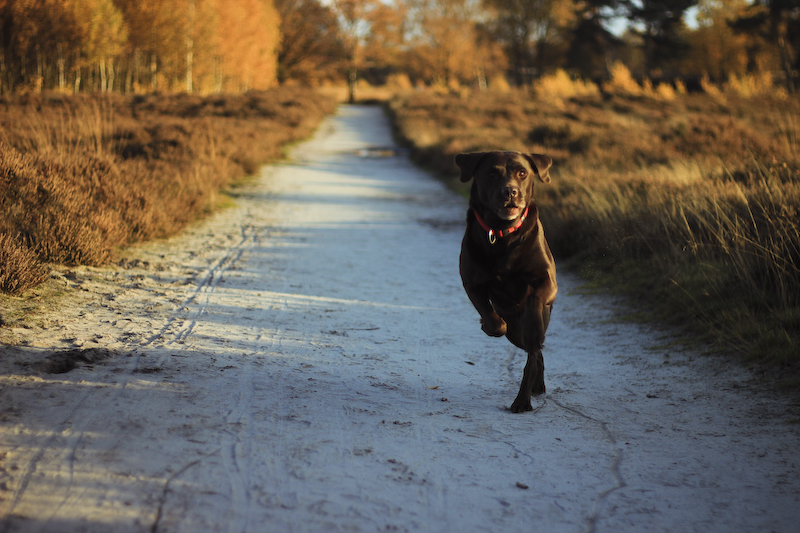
left=1, top=0, right=798, bottom=95
left=277, top=0, right=799, bottom=93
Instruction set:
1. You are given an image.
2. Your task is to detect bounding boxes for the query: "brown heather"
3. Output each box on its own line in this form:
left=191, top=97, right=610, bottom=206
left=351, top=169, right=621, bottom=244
left=0, top=89, right=337, bottom=295
left=387, top=88, right=800, bottom=367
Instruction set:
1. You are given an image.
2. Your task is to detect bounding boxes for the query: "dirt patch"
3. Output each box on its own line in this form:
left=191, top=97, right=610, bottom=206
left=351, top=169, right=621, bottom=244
left=31, top=347, right=117, bottom=374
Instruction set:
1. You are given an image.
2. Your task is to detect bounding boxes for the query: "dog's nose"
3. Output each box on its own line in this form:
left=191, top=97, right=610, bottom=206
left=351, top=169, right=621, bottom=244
left=501, top=186, right=520, bottom=200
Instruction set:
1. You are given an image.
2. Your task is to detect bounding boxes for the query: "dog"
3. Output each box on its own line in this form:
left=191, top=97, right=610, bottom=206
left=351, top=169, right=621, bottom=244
left=455, top=151, right=557, bottom=413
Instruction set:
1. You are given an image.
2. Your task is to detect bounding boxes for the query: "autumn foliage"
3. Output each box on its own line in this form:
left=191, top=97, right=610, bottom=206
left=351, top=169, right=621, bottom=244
left=2, top=0, right=798, bottom=93
left=0, top=0, right=280, bottom=94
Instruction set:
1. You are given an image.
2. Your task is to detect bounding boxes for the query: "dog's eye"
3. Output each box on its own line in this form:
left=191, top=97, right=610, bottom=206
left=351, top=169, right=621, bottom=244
left=518, top=170, right=528, bottom=178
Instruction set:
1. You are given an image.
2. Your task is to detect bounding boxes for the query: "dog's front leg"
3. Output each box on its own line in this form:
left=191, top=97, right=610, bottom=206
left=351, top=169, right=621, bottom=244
left=459, top=249, right=506, bottom=337
left=463, top=281, right=506, bottom=337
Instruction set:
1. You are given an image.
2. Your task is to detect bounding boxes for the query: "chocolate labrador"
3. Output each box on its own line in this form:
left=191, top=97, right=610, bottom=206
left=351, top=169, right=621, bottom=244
left=455, top=151, right=557, bottom=413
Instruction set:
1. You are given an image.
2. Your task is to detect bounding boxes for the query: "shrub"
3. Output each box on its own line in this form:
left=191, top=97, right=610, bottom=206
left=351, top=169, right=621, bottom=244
left=0, top=233, right=49, bottom=295
left=489, top=76, right=512, bottom=93
left=0, top=88, right=337, bottom=294
left=387, top=73, right=413, bottom=91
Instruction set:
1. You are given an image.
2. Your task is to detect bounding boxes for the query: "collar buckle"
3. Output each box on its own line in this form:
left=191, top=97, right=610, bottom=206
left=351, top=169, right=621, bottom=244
left=473, top=207, right=529, bottom=245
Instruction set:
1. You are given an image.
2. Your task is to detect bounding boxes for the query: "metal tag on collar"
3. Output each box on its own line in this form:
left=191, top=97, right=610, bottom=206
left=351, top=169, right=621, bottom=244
left=488, top=229, right=497, bottom=245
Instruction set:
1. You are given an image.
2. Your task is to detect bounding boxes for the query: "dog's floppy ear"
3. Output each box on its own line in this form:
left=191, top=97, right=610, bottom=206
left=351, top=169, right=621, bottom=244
left=524, top=153, right=553, bottom=184
left=455, top=152, right=488, bottom=183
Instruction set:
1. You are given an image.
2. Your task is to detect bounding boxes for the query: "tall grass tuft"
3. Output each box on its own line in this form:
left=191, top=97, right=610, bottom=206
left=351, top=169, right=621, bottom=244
left=533, top=70, right=599, bottom=106
left=604, top=61, right=643, bottom=96
left=701, top=73, right=727, bottom=104
left=603, top=62, right=679, bottom=102
left=726, top=71, right=787, bottom=99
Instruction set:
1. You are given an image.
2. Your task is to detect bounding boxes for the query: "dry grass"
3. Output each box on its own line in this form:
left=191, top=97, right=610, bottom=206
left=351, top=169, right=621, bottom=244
left=599, top=62, right=682, bottom=102
left=533, top=70, right=600, bottom=108
left=0, top=233, right=49, bottom=295
left=725, top=71, right=788, bottom=99
left=387, top=88, right=800, bottom=368
left=0, top=88, right=337, bottom=295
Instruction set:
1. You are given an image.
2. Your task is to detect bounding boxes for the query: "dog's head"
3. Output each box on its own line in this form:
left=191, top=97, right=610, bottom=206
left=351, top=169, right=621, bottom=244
left=455, top=151, right=552, bottom=223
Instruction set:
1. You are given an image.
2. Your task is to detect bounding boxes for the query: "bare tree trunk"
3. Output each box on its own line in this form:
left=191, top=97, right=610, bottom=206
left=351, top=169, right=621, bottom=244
left=20, top=54, right=28, bottom=92
left=444, top=47, right=453, bottom=88
left=512, top=39, right=526, bottom=87
left=35, top=44, right=43, bottom=93
left=108, top=60, right=116, bottom=92
left=476, top=66, right=487, bottom=90
left=644, top=22, right=655, bottom=78
left=57, top=44, right=65, bottom=90
left=215, top=58, right=223, bottom=93
left=186, top=0, right=195, bottom=92
left=777, top=17, right=796, bottom=93
left=133, top=49, right=141, bottom=92
left=535, top=38, right=546, bottom=81
left=125, top=55, right=133, bottom=93
left=186, top=48, right=193, bottom=93
left=348, top=65, right=357, bottom=103
left=0, top=50, right=6, bottom=95
left=74, top=52, right=82, bottom=93
left=150, top=53, right=158, bottom=89
left=100, top=59, right=108, bottom=92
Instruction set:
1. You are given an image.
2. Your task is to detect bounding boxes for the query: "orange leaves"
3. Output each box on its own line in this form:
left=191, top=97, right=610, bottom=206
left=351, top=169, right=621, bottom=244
left=212, top=0, right=280, bottom=91
left=0, top=0, right=279, bottom=93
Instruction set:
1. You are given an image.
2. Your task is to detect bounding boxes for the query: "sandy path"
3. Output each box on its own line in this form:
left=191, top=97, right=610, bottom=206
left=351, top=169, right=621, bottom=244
left=1, top=105, right=799, bottom=533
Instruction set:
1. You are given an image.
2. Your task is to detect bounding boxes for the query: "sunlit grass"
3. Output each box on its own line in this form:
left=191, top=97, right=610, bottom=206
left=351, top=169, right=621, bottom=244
left=0, top=89, right=337, bottom=295
left=387, top=87, right=800, bottom=366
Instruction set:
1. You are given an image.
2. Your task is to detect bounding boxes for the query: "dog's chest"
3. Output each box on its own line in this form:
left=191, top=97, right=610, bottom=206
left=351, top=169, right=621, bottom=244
left=484, top=240, right=529, bottom=276
left=487, top=271, right=529, bottom=308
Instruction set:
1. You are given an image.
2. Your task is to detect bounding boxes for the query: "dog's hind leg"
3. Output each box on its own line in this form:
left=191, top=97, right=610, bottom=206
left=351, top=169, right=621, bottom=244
left=509, top=298, right=549, bottom=413
left=510, top=349, right=544, bottom=413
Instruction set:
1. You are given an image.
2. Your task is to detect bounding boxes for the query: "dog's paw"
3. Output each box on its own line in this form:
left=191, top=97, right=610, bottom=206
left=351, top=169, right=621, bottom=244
left=480, top=317, right=507, bottom=337
left=509, top=399, right=533, bottom=413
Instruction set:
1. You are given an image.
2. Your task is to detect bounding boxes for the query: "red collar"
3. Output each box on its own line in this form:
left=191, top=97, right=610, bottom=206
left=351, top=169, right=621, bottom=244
left=472, top=207, right=529, bottom=244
